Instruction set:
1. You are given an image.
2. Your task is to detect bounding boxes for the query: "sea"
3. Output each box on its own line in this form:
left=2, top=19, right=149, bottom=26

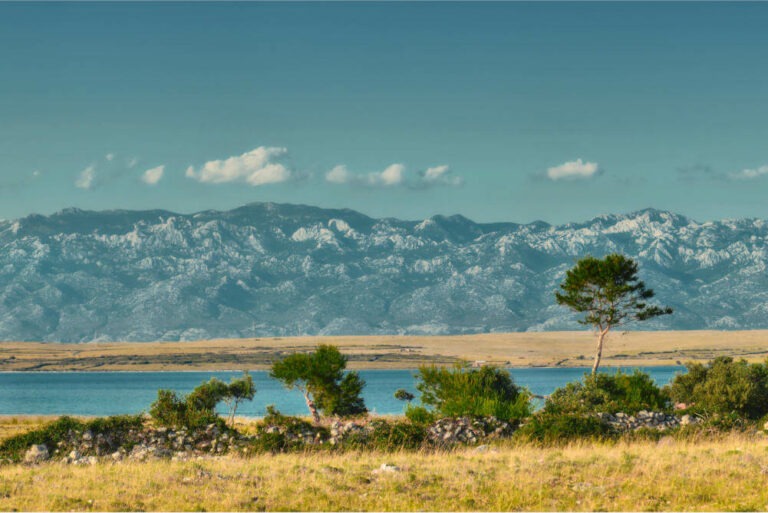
left=0, top=366, right=685, bottom=417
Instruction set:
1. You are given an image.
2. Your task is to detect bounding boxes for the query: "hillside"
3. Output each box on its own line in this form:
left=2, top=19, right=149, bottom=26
left=1, top=203, right=767, bottom=342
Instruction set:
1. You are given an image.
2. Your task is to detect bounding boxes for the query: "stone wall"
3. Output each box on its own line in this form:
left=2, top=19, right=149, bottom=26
left=596, top=411, right=700, bottom=431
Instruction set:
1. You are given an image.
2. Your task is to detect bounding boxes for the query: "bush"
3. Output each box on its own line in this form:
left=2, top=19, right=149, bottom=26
left=394, top=389, right=415, bottom=403
left=247, top=431, right=302, bottom=454
left=405, top=405, right=437, bottom=425
left=544, top=370, right=670, bottom=415
left=260, top=405, right=317, bottom=437
left=414, top=364, right=531, bottom=421
left=85, top=414, right=145, bottom=436
left=270, top=345, right=367, bottom=422
left=150, top=373, right=255, bottom=430
left=516, top=413, right=615, bottom=444
left=666, top=357, right=768, bottom=419
left=0, top=416, right=83, bottom=462
left=340, top=419, right=427, bottom=452
left=247, top=406, right=328, bottom=454
left=0, top=415, right=145, bottom=463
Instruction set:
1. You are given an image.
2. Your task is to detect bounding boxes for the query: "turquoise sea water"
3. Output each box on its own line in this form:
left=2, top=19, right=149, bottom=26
left=0, top=366, right=685, bottom=417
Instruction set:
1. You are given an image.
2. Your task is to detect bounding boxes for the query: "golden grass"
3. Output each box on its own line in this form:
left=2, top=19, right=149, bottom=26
left=2, top=330, right=768, bottom=371
left=2, top=433, right=768, bottom=511
left=0, top=416, right=56, bottom=441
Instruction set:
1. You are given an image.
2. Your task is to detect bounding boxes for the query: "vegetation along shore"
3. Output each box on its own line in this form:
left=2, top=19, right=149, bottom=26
left=3, top=341, right=768, bottom=511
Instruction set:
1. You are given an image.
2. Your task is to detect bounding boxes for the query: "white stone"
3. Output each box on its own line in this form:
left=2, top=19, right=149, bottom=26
left=374, top=463, right=401, bottom=474
left=24, top=444, right=49, bottom=464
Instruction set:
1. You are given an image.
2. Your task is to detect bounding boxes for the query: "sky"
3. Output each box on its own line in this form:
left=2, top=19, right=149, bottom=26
left=1, top=2, right=768, bottom=225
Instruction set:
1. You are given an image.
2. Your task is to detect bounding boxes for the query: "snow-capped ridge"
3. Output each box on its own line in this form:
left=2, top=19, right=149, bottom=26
left=0, top=203, right=766, bottom=341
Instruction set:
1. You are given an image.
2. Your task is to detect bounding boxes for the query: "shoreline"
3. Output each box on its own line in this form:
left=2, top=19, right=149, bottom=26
left=1, top=330, right=767, bottom=372
left=0, top=363, right=685, bottom=373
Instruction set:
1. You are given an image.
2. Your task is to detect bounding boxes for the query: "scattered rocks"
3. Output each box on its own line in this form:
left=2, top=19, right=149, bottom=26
left=16, top=411, right=708, bottom=466
left=40, top=422, right=249, bottom=465
left=24, top=444, right=50, bottom=464
left=428, top=417, right=515, bottom=445
left=596, top=411, right=700, bottom=431
left=329, top=420, right=366, bottom=444
left=680, top=414, right=697, bottom=426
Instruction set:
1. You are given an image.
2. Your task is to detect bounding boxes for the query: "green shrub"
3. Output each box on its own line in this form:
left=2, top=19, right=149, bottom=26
left=516, top=413, right=615, bottom=444
left=342, top=420, right=427, bottom=452
left=0, top=416, right=83, bottom=462
left=248, top=432, right=294, bottom=454
left=149, top=390, right=189, bottom=427
left=247, top=406, right=329, bottom=454
left=0, top=414, right=145, bottom=463
left=666, top=357, right=768, bottom=419
left=544, top=370, right=670, bottom=415
left=150, top=373, right=255, bottom=430
left=260, top=405, right=318, bottom=437
left=414, top=364, right=532, bottom=421
left=270, top=345, right=367, bottom=422
left=149, top=388, right=221, bottom=430
left=394, top=389, right=415, bottom=403
left=404, top=405, right=437, bottom=425
left=84, top=414, right=144, bottom=436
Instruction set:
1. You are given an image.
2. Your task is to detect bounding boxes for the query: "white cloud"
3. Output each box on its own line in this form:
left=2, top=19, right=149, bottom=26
left=75, top=165, right=96, bottom=190
left=325, top=162, right=462, bottom=189
left=141, top=165, right=165, bottom=185
left=729, top=165, right=768, bottom=180
left=422, top=165, right=463, bottom=186
left=374, top=163, right=405, bottom=186
left=546, top=159, right=600, bottom=181
left=32, top=170, right=40, bottom=178
left=185, top=146, right=291, bottom=186
left=127, top=157, right=138, bottom=169
left=325, top=165, right=352, bottom=184
left=324, top=163, right=405, bottom=187
left=424, top=165, right=449, bottom=181
left=105, top=153, right=115, bottom=162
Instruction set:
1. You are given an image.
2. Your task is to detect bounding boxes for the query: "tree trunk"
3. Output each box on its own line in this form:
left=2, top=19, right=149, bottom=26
left=229, top=401, right=239, bottom=427
left=591, top=329, right=610, bottom=375
left=303, top=391, right=321, bottom=423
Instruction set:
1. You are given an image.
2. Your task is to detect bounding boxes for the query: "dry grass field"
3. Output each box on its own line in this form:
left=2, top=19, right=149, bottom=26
left=1, top=423, right=768, bottom=511
left=1, top=330, right=767, bottom=371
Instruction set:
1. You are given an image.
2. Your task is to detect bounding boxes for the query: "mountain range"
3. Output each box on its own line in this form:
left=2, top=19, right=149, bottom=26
left=0, top=202, right=766, bottom=342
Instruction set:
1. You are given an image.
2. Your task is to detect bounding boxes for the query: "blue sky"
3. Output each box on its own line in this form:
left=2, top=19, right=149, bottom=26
left=1, top=2, right=767, bottom=224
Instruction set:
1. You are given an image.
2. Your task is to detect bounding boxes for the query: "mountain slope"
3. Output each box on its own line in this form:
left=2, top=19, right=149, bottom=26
left=0, top=203, right=766, bottom=342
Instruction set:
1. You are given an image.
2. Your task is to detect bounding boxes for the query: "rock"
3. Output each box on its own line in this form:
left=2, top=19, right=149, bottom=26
left=82, top=430, right=93, bottom=442
left=87, top=456, right=98, bottom=465
left=24, top=444, right=49, bottom=464
left=763, top=420, right=768, bottom=432
left=373, top=463, right=401, bottom=474
left=68, top=449, right=81, bottom=461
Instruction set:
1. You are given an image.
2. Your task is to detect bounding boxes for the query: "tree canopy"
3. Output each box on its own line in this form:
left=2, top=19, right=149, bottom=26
left=555, top=254, right=672, bottom=374
left=270, top=344, right=367, bottom=422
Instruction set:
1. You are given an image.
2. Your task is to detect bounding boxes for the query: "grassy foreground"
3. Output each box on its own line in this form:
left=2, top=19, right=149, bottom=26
left=2, top=432, right=768, bottom=511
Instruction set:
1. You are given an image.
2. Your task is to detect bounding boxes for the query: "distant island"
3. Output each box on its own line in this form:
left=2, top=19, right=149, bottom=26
left=2, top=331, right=768, bottom=372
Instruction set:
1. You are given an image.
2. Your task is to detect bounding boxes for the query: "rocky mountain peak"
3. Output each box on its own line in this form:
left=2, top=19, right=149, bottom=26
left=0, top=203, right=765, bottom=342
